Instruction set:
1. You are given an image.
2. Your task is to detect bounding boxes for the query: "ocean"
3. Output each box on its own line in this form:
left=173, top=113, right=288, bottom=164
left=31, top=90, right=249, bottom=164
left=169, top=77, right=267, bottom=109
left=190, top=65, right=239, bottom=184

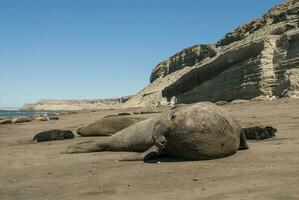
left=0, top=108, right=54, bottom=117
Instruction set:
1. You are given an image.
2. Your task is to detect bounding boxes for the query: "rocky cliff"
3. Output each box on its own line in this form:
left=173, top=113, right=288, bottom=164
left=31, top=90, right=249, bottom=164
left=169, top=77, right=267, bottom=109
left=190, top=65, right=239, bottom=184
left=124, top=0, right=299, bottom=107
left=150, top=44, right=217, bottom=83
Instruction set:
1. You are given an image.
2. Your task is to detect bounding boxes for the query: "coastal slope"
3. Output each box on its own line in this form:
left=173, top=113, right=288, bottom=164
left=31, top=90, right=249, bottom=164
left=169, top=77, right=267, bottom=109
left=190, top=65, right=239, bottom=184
left=124, top=0, right=299, bottom=107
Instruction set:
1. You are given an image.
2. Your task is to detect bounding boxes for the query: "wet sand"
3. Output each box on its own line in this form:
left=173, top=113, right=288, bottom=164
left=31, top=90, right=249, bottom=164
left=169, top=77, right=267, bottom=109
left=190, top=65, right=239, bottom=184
left=1, top=99, right=299, bottom=200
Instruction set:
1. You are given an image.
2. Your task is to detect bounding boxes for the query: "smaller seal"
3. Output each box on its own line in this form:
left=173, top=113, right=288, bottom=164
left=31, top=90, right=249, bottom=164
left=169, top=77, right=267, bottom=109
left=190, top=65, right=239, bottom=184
left=0, top=119, right=12, bottom=124
left=33, top=130, right=74, bottom=142
left=118, top=113, right=131, bottom=116
left=34, top=116, right=49, bottom=121
left=242, top=126, right=277, bottom=140
left=214, top=101, right=229, bottom=106
left=12, top=117, right=32, bottom=123
left=49, top=116, right=59, bottom=120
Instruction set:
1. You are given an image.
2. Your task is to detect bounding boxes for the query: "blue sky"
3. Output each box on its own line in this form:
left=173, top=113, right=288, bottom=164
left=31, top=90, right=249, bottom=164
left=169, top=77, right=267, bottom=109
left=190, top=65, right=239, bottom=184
left=0, top=0, right=283, bottom=107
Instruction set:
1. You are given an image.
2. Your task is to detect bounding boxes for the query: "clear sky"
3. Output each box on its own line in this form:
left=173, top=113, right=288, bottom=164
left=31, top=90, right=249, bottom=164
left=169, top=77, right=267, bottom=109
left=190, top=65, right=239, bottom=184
left=0, top=0, right=284, bottom=107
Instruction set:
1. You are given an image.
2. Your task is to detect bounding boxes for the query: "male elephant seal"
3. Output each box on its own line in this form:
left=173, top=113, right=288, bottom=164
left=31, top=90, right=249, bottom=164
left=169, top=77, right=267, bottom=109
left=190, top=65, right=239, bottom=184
left=77, top=116, right=147, bottom=137
left=33, top=130, right=74, bottom=142
left=64, top=102, right=251, bottom=161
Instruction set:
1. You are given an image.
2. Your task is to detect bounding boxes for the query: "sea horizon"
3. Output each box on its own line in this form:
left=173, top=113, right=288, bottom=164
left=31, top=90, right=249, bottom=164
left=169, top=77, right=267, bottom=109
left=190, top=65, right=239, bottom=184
left=0, top=107, right=22, bottom=111
left=0, top=107, right=58, bottom=117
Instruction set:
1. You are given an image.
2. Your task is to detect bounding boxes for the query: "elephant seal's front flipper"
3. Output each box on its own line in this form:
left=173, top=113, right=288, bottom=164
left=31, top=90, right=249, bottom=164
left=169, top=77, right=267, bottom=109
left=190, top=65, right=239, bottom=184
left=118, top=117, right=174, bottom=161
left=119, top=145, right=162, bottom=161
left=239, top=130, right=249, bottom=150
left=152, top=117, right=175, bottom=149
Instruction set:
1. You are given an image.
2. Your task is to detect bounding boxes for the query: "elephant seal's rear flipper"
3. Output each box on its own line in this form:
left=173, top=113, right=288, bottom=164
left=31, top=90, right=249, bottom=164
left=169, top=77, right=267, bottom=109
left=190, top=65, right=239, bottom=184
left=62, top=140, right=107, bottom=154
left=119, top=145, right=161, bottom=161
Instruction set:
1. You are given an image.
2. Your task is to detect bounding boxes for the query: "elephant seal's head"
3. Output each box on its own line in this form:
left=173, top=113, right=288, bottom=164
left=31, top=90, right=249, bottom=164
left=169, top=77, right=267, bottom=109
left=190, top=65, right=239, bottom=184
left=63, top=130, right=75, bottom=139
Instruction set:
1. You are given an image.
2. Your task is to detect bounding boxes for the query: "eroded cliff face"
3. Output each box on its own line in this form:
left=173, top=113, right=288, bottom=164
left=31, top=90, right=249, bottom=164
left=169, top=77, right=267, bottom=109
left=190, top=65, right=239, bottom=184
left=150, top=44, right=217, bottom=83
left=173, top=33, right=299, bottom=103
left=124, top=0, right=299, bottom=107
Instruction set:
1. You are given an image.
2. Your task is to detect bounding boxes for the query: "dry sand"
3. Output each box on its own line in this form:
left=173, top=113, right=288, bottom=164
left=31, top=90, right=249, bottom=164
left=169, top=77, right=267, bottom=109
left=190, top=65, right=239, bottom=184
left=1, top=99, right=299, bottom=200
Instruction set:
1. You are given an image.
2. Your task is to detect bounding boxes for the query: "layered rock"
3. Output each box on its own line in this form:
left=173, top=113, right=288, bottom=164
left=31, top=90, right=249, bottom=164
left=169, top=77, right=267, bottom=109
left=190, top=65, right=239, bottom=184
left=150, top=44, right=217, bottom=82
left=124, top=0, right=299, bottom=107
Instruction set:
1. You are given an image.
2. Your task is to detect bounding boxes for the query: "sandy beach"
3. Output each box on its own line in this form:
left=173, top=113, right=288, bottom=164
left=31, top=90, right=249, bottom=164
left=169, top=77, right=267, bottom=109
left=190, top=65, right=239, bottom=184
left=1, top=0, right=299, bottom=199
left=1, top=99, right=299, bottom=200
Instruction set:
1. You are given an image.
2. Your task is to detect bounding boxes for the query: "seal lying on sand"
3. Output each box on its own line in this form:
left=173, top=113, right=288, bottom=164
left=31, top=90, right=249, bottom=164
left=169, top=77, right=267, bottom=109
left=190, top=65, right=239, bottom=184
left=12, top=117, right=32, bottom=123
left=77, top=116, right=147, bottom=136
left=33, top=130, right=74, bottom=142
left=65, top=102, right=268, bottom=161
left=118, top=113, right=131, bottom=116
left=243, top=126, right=277, bottom=140
left=0, top=119, right=12, bottom=124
